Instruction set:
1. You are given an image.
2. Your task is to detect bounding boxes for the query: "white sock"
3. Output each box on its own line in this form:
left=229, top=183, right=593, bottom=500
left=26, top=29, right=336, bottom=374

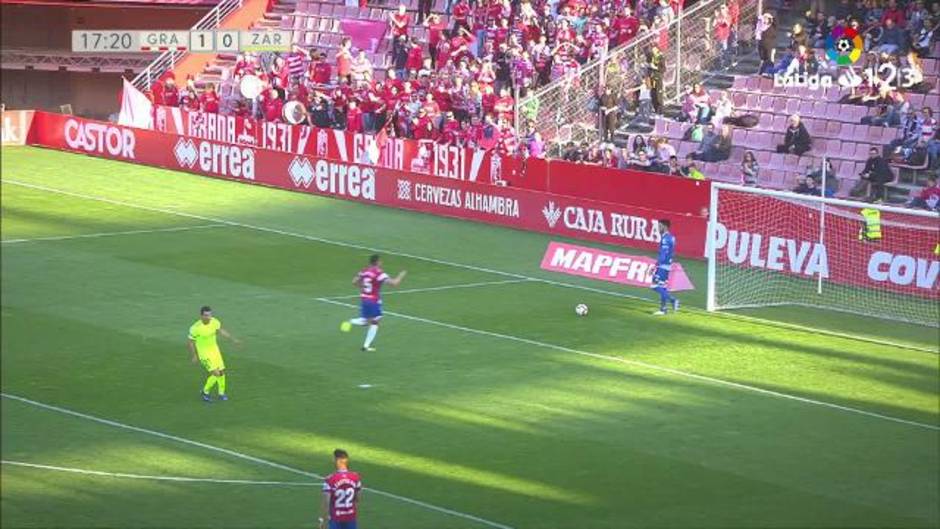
left=349, top=318, right=367, bottom=326
left=364, top=324, right=378, bottom=348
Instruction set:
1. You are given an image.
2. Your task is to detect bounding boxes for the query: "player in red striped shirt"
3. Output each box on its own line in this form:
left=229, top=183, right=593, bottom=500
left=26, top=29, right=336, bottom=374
left=319, top=449, right=362, bottom=529
left=340, top=255, right=406, bottom=351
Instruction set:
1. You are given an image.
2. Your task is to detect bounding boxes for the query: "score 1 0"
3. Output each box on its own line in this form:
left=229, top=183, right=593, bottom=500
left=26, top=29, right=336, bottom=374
left=189, top=31, right=291, bottom=53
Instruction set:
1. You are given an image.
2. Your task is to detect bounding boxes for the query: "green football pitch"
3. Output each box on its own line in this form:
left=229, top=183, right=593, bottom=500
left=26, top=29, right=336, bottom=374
left=2, top=146, right=938, bottom=528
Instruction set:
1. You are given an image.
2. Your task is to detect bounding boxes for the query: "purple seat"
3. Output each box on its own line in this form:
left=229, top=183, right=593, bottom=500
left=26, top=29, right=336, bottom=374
left=826, top=139, right=842, bottom=156
left=826, top=121, right=842, bottom=137
left=784, top=99, right=799, bottom=115
left=772, top=97, right=787, bottom=113
left=769, top=152, right=785, bottom=168
left=757, top=112, right=773, bottom=130
left=759, top=95, right=774, bottom=111
left=867, top=126, right=885, bottom=142
left=853, top=143, right=871, bottom=160
left=840, top=141, right=856, bottom=159
left=811, top=101, right=827, bottom=118
left=772, top=115, right=787, bottom=130
left=755, top=150, right=772, bottom=165
left=799, top=100, right=814, bottom=117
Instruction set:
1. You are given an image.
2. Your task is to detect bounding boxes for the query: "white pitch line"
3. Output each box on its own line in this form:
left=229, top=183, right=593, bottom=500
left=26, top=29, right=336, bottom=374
left=4, top=178, right=933, bottom=354
left=1, top=224, right=225, bottom=244
left=320, top=279, right=533, bottom=300
left=0, top=393, right=514, bottom=529
left=1, top=460, right=319, bottom=487
left=317, top=298, right=940, bottom=432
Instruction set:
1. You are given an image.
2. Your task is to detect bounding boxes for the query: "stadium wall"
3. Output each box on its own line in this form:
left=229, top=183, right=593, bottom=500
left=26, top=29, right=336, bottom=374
left=25, top=111, right=710, bottom=257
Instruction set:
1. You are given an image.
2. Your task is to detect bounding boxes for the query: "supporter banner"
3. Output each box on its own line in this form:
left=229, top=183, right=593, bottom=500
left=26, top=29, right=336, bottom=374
left=29, top=111, right=708, bottom=258
left=340, top=19, right=387, bottom=53
left=540, top=241, right=695, bottom=290
left=154, top=106, right=506, bottom=184
left=715, top=191, right=939, bottom=298
left=2, top=110, right=35, bottom=146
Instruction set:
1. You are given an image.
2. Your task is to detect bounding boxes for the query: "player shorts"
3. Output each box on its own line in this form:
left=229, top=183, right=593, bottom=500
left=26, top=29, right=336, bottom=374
left=360, top=300, right=382, bottom=320
left=329, top=521, right=357, bottom=529
left=199, top=350, right=225, bottom=372
left=651, top=268, right=670, bottom=288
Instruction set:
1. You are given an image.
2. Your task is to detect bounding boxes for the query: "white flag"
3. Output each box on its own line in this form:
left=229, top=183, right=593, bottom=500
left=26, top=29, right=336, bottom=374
left=118, top=78, right=153, bottom=129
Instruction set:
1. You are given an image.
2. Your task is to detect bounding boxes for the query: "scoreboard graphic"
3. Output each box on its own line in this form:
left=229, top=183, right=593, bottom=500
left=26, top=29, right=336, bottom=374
left=71, top=30, right=292, bottom=53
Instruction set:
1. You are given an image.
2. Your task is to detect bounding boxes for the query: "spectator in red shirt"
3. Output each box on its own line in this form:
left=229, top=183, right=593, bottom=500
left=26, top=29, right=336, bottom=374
left=336, top=38, right=353, bottom=83
left=493, top=87, right=514, bottom=123
left=440, top=111, right=461, bottom=144
left=908, top=175, right=940, bottom=210
left=163, top=78, right=180, bottom=107
left=881, top=0, right=907, bottom=27
left=390, top=5, right=410, bottom=57
left=452, top=0, right=470, bottom=33
left=424, top=14, right=447, bottom=68
left=406, top=37, right=424, bottom=75
left=200, top=84, right=220, bottom=113
left=262, top=88, right=284, bottom=122
left=346, top=100, right=364, bottom=134
left=310, top=52, right=332, bottom=85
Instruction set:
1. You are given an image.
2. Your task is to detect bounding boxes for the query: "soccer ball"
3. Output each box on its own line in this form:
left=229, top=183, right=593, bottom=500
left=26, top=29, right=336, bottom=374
left=575, top=304, right=589, bottom=316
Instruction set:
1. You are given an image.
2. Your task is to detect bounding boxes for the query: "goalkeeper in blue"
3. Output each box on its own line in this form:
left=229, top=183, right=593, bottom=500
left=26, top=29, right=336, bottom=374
left=651, top=219, right=680, bottom=316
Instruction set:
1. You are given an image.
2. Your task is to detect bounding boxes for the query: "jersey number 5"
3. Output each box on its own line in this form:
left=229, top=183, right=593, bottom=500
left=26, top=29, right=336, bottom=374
left=361, top=277, right=373, bottom=294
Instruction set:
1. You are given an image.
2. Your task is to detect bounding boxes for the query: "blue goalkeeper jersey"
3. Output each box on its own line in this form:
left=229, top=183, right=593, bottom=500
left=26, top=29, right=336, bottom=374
left=658, top=232, right=675, bottom=270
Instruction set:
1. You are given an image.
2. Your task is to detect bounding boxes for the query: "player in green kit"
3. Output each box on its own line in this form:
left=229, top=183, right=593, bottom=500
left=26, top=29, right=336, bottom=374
left=188, top=306, right=240, bottom=402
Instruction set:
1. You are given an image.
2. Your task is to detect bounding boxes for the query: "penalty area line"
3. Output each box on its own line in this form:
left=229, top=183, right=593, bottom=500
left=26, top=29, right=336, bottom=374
left=317, top=298, right=940, bottom=433
left=0, top=393, right=514, bottom=529
left=1, top=460, right=320, bottom=487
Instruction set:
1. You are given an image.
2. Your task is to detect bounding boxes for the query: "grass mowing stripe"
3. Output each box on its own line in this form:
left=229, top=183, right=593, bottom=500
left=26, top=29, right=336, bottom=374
left=316, top=298, right=940, bottom=432
left=320, top=279, right=534, bottom=300
left=5, top=178, right=934, bottom=355
left=0, top=393, right=515, bottom=529
left=0, top=224, right=225, bottom=244
left=1, top=461, right=319, bottom=487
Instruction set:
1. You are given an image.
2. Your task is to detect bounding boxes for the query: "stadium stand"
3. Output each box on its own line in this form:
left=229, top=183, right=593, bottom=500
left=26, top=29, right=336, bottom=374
left=140, top=0, right=939, bottom=206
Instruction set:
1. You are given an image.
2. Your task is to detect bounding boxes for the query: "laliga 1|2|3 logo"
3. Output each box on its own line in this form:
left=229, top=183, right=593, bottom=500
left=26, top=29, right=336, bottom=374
left=774, top=27, right=916, bottom=90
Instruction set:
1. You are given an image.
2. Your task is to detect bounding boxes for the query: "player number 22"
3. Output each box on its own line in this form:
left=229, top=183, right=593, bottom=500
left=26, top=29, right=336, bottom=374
left=334, top=488, right=356, bottom=509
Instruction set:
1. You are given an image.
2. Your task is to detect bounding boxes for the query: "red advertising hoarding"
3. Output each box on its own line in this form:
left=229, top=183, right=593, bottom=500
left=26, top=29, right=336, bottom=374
left=153, top=106, right=710, bottom=215
left=29, top=111, right=709, bottom=257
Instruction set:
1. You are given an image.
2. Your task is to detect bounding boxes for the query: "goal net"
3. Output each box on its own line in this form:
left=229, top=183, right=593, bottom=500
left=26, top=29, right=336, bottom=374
left=707, top=183, right=939, bottom=327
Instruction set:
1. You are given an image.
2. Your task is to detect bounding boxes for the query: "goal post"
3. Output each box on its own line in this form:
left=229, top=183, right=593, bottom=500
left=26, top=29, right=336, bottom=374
left=706, top=182, right=940, bottom=327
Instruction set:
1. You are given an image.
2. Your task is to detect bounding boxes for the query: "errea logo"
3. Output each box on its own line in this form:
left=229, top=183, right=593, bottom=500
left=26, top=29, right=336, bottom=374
left=289, top=156, right=314, bottom=188
left=542, top=201, right=562, bottom=228
left=174, top=138, right=197, bottom=168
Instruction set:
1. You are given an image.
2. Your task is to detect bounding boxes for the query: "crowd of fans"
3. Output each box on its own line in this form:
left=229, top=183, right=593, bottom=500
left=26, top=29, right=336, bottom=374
left=150, top=0, right=689, bottom=159
left=146, top=0, right=939, bottom=207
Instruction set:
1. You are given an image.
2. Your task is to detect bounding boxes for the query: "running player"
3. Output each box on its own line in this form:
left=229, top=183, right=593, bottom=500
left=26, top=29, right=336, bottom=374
left=651, top=219, right=680, bottom=315
left=340, top=255, right=406, bottom=351
left=319, top=449, right=362, bottom=529
left=188, top=306, right=239, bottom=401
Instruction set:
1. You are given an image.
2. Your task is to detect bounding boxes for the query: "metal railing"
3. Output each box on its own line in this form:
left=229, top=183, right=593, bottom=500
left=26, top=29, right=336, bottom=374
left=131, top=0, right=244, bottom=90
left=518, top=0, right=760, bottom=147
